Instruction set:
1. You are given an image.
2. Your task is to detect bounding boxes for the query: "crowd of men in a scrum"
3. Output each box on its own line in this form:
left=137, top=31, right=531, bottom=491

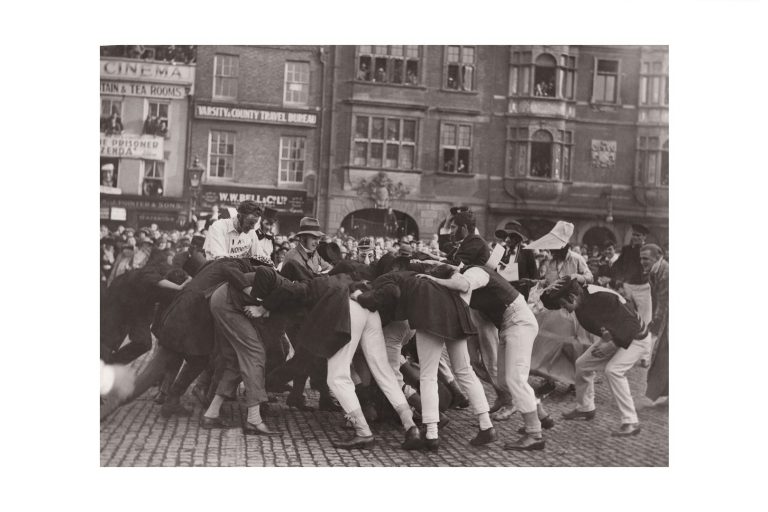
left=100, top=201, right=669, bottom=453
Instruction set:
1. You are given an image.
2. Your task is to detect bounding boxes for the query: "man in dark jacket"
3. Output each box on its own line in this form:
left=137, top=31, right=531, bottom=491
left=444, top=211, right=490, bottom=268
left=542, top=277, right=652, bottom=437
left=640, top=244, right=668, bottom=404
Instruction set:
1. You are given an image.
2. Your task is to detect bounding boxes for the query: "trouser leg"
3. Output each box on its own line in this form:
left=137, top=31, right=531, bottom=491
left=499, top=296, right=539, bottom=415
left=415, top=330, right=444, bottom=426
left=326, top=301, right=365, bottom=414
left=471, top=309, right=513, bottom=404
left=573, top=341, right=610, bottom=412
left=444, top=336, right=490, bottom=416
left=111, top=313, right=154, bottom=365
left=604, top=335, right=651, bottom=424
left=168, top=355, right=210, bottom=398
left=383, top=320, right=414, bottom=391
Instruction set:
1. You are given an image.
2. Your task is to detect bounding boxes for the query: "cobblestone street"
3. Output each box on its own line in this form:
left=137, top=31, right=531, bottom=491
left=101, top=350, right=668, bottom=467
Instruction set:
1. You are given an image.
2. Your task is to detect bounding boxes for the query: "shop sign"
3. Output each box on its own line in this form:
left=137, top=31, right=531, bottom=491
left=195, top=102, right=317, bottom=127
left=200, top=185, right=307, bottom=213
left=100, top=134, right=164, bottom=160
left=101, top=80, right=187, bottom=99
left=100, top=59, right=194, bottom=84
left=100, top=195, right=187, bottom=212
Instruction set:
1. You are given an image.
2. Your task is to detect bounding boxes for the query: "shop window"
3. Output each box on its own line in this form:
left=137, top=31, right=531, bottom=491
left=530, top=130, right=553, bottom=178
left=279, top=136, right=306, bottom=183
left=445, top=46, right=475, bottom=91
left=357, top=46, right=420, bottom=86
left=639, top=60, right=668, bottom=106
left=100, top=98, right=123, bottom=135
left=144, top=101, right=170, bottom=138
left=213, top=54, right=238, bottom=100
left=660, top=140, right=669, bottom=186
left=353, top=115, right=417, bottom=170
left=208, top=131, right=235, bottom=178
left=284, top=61, right=310, bottom=106
left=440, top=123, right=472, bottom=173
left=593, top=59, right=619, bottom=103
left=142, top=161, right=165, bottom=197
left=533, top=54, right=556, bottom=97
left=100, top=157, right=119, bottom=187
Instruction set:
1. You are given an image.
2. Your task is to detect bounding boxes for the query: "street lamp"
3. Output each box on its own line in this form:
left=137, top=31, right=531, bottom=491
left=188, top=155, right=205, bottom=222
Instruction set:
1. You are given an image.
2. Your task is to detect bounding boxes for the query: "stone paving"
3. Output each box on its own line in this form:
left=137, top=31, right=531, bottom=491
left=101, top=351, right=668, bottom=467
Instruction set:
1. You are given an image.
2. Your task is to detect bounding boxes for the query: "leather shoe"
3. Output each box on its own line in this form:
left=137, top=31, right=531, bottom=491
left=611, top=423, right=641, bottom=437
left=200, top=415, right=233, bottom=429
left=491, top=404, right=518, bottom=421
left=469, top=426, right=497, bottom=446
left=503, top=434, right=546, bottom=451
left=332, top=434, right=375, bottom=450
left=401, top=426, right=422, bottom=450
left=319, top=395, right=343, bottom=412
left=243, top=421, right=279, bottom=436
left=562, top=408, right=596, bottom=421
left=160, top=400, right=193, bottom=418
left=423, top=437, right=439, bottom=452
left=517, top=415, right=555, bottom=434
left=286, top=394, right=315, bottom=411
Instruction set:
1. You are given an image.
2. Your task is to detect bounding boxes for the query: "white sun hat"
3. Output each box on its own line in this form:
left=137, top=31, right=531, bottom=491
left=526, top=221, right=574, bottom=250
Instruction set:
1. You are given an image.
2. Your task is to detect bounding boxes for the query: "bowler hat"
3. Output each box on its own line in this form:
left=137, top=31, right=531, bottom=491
left=495, top=228, right=526, bottom=242
left=296, top=217, right=325, bottom=238
left=394, top=245, right=413, bottom=259
left=526, top=221, right=574, bottom=251
left=318, top=242, right=342, bottom=265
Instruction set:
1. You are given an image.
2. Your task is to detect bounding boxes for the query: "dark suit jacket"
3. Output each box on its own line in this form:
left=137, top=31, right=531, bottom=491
left=447, top=234, right=490, bottom=267
left=648, top=259, right=669, bottom=337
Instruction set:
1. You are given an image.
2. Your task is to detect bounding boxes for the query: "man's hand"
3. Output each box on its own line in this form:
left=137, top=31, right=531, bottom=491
left=592, top=328, right=618, bottom=358
left=350, top=289, right=363, bottom=301
left=244, top=305, right=269, bottom=319
left=570, top=273, right=587, bottom=285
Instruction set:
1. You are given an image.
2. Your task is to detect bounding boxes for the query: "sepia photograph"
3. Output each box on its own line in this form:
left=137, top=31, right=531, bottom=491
left=99, top=43, right=669, bottom=467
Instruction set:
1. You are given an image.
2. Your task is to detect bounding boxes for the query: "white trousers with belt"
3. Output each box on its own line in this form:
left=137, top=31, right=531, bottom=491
left=327, top=300, right=410, bottom=415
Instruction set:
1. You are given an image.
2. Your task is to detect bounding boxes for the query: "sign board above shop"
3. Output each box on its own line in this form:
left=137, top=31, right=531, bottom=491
left=195, top=102, right=318, bottom=127
left=100, top=134, right=164, bottom=160
left=200, top=185, right=307, bottom=213
left=101, top=80, right=188, bottom=99
left=100, top=59, right=195, bottom=85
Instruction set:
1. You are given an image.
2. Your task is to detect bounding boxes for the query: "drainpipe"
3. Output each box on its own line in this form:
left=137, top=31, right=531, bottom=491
left=315, top=46, right=326, bottom=220
left=184, top=83, right=195, bottom=224
left=323, top=46, right=338, bottom=230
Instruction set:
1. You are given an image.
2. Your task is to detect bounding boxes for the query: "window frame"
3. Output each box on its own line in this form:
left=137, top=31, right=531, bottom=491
left=283, top=61, right=310, bottom=107
left=100, top=97, right=123, bottom=133
left=141, top=160, right=166, bottom=197
left=144, top=99, right=171, bottom=138
left=439, top=122, right=473, bottom=174
left=213, top=54, right=239, bottom=101
left=352, top=115, right=418, bottom=170
left=356, top=46, right=421, bottom=86
left=592, top=58, right=621, bottom=104
left=278, top=136, right=307, bottom=184
left=207, top=130, right=236, bottom=180
left=444, top=46, right=476, bottom=92
left=636, top=136, right=667, bottom=187
left=507, top=127, right=573, bottom=180
left=510, top=52, right=577, bottom=100
left=639, top=60, right=668, bottom=107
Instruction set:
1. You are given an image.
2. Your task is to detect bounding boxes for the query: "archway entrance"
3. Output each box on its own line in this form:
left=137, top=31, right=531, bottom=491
left=341, top=208, right=419, bottom=240
left=582, top=226, right=617, bottom=250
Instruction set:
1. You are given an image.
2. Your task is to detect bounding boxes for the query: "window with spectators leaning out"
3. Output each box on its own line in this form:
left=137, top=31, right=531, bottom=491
left=353, top=116, right=417, bottom=170
left=143, top=160, right=165, bottom=197
left=144, top=101, right=170, bottom=138
left=209, top=131, right=235, bottom=178
left=440, top=123, right=472, bottom=174
left=101, top=98, right=123, bottom=135
left=445, top=46, right=475, bottom=91
left=508, top=127, right=573, bottom=180
left=214, top=54, right=239, bottom=100
left=279, top=136, right=306, bottom=183
left=357, top=46, right=420, bottom=85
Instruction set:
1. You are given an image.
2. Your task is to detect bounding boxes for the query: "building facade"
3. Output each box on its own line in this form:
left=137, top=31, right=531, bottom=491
left=317, top=45, right=669, bottom=249
left=100, top=46, right=196, bottom=229
left=187, top=46, right=324, bottom=233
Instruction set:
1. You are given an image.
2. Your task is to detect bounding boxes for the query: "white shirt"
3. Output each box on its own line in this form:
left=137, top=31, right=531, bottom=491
left=458, top=266, right=490, bottom=304
left=203, top=218, right=259, bottom=260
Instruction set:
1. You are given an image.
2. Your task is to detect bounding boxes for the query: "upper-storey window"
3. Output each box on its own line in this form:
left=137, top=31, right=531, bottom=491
left=508, top=128, right=572, bottom=180
left=637, top=136, right=668, bottom=187
left=445, top=46, right=475, bottom=91
left=353, top=115, right=417, bottom=169
left=511, top=52, right=576, bottom=100
left=357, top=46, right=420, bottom=86
left=284, top=61, right=310, bottom=106
left=593, top=59, right=619, bottom=104
left=639, top=60, right=668, bottom=106
left=440, top=123, right=472, bottom=173
left=213, top=54, right=239, bottom=100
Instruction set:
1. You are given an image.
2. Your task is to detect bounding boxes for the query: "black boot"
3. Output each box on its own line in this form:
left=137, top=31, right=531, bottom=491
left=319, top=392, right=342, bottom=412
